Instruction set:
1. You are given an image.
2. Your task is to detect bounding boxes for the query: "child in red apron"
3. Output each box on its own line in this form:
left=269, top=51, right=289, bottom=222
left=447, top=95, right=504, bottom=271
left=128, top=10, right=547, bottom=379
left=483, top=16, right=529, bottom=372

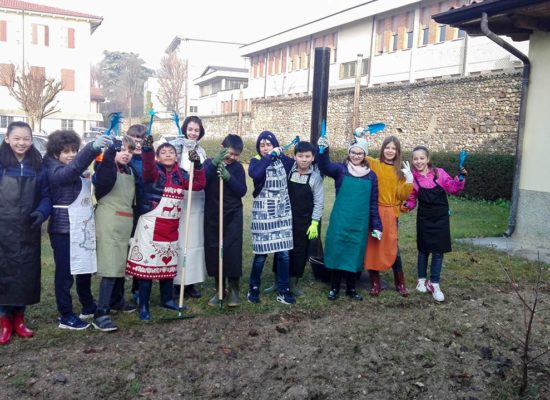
left=44, top=130, right=112, bottom=330
left=126, top=138, right=205, bottom=321
left=403, top=145, right=467, bottom=302
left=0, top=122, right=50, bottom=345
left=364, top=136, right=413, bottom=297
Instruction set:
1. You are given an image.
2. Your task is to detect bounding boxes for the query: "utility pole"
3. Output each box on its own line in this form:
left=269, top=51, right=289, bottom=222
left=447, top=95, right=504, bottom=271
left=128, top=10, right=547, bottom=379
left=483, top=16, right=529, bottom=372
left=351, top=53, right=363, bottom=139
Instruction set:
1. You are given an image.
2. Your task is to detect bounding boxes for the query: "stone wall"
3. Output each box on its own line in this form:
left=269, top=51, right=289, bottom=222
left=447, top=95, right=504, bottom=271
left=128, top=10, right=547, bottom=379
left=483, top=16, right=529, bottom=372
left=200, top=72, right=522, bottom=154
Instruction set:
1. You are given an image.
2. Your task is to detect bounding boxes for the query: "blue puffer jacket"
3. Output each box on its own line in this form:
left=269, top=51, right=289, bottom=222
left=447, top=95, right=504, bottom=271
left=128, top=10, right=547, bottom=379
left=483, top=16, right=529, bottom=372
left=43, top=142, right=100, bottom=234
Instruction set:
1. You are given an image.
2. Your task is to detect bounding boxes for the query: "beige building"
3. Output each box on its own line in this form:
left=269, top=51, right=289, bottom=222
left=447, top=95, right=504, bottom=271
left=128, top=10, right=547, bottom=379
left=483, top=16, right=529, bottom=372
left=0, top=0, right=103, bottom=134
left=435, top=0, right=550, bottom=261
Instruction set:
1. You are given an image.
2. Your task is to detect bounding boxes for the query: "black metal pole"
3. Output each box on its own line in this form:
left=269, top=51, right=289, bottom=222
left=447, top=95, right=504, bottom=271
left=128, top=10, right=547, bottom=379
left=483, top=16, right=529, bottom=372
left=310, top=47, right=330, bottom=144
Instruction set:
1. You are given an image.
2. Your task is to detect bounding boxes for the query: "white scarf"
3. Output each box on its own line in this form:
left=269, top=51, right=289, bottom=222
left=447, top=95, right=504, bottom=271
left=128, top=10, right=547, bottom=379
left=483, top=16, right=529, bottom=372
left=347, top=162, right=370, bottom=177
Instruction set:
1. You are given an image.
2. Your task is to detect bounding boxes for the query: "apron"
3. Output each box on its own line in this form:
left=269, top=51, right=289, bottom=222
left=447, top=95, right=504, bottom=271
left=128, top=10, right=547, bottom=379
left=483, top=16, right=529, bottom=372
left=53, top=177, right=97, bottom=275
left=288, top=171, right=313, bottom=277
left=126, top=173, right=184, bottom=280
left=174, top=147, right=207, bottom=285
left=95, top=171, right=135, bottom=278
left=251, top=159, right=293, bottom=254
left=0, top=173, right=41, bottom=305
left=204, top=164, right=244, bottom=278
left=364, top=205, right=399, bottom=271
left=416, top=176, right=452, bottom=254
left=324, top=175, right=372, bottom=273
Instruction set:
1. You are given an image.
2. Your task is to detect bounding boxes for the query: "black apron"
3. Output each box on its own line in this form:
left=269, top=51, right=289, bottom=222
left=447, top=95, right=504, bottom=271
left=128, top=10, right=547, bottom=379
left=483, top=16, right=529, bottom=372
left=0, top=173, right=41, bottom=305
left=204, top=168, right=244, bottom=278
left=288, top=172, right=313, bottom=277
left=416, top=176, right=452, bottom=254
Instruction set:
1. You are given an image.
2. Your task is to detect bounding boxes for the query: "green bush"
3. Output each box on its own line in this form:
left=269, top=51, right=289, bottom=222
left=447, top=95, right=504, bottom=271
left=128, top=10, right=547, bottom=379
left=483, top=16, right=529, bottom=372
left=202, top=139, right=514, bottom=201
left=323, top=147, right=514, bottom=201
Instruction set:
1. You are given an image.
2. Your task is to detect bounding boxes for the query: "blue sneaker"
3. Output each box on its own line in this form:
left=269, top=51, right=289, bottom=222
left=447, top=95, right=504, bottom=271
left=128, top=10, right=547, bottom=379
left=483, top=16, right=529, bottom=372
left=276, top=290, right=296, bottom=305
left=58, top=314, right=90, bottom=330
left=247, top=286, right=260, bottom=304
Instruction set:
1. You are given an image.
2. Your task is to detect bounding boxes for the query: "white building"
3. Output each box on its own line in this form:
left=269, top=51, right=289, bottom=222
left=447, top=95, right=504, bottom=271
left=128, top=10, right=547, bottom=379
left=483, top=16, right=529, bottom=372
left=240, top=0, right=530, bottom=99
left=0, top=0, right=103, bottom=134
left=164, top=37, right=248, bottom=116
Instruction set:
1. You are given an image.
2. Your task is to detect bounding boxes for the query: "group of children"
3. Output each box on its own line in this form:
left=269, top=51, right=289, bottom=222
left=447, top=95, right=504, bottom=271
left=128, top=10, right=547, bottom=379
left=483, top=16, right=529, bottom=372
left=0, top=118, right=467, bottom=344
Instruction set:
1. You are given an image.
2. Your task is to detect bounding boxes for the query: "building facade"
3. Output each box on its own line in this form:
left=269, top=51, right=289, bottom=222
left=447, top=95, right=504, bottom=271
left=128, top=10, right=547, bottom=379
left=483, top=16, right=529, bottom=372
left=0, top=0, right=103, bottom=134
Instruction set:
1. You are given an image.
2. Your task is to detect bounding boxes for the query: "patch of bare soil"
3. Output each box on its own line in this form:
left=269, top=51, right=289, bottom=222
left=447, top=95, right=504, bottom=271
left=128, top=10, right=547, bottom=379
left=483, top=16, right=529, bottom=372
left=1, top=286, right=549, bottom=399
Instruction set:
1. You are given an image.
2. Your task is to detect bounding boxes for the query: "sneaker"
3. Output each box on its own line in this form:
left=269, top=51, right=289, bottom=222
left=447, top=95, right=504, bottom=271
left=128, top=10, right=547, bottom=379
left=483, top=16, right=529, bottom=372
left=416, top=278, right=428, bottom=293
left=58, top=314, right=90, bottom=330
left=111, top=303, right=137, bottom=314
left=79, top=304, right=97, bottom=320
left=346, top=289, right=364, bottom=301
left=327, top=289, right=339, bottom=301
left=247, top=286, right=260, bottom=304
left=92, top=315, right=118, bottom=332
left=276, top=290, right=296, bottom=305
left=426, top=281, right=445, bottom=302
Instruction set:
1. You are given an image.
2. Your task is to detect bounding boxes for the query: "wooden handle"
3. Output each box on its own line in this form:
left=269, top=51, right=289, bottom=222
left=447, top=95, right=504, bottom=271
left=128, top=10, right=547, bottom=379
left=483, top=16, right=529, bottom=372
left=218, top=177, right=224, bottom=302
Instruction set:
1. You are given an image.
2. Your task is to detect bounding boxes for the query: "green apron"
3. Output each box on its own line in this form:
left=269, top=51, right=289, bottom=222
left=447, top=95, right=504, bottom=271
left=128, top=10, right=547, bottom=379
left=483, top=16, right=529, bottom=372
left=95, top=171, right=135, bottom=277
left=324, top=175, right=372, bottom=273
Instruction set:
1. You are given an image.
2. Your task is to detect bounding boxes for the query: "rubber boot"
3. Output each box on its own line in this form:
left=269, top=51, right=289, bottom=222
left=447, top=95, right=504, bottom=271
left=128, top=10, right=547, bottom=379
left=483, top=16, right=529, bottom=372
left=12, top=313, right=33, bottom=338
left=369, top=270, right=381, bottom=297
left=393, top=270, right=409, bottom=298
left=289, top=277, right=304, bottom=297
left=227, top=278, right=241, bottom=307
left=138, top=281, right=152, bottom=321
left=208, top=277, right=225, bottom=307
left=159, top=279, right=179, bottom=310
left=0, top=315, right=12, bottom=345
left=263, top=274, right=277, bottom=294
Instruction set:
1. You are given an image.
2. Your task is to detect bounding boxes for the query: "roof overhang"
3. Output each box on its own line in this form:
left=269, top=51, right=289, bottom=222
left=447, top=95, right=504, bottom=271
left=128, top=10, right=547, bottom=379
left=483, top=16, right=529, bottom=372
left=193, top=70, right=248, bottom=86
left=433, top=0, right=550, bottom=41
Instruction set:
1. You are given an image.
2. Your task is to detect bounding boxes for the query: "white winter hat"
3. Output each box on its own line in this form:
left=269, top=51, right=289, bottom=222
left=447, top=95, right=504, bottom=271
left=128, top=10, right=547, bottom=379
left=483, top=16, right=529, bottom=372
left=348, top=137, right=368, bottom=155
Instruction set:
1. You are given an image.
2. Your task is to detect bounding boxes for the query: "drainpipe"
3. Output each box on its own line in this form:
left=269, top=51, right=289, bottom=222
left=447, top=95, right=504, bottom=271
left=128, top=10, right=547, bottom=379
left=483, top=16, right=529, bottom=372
left=480, top=12, right=530, bottom=238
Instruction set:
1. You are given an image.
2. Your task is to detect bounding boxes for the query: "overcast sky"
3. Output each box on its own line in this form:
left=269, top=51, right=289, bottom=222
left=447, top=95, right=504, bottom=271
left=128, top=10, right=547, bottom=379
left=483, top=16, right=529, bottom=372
left=33, top=0, right=365, bottom=68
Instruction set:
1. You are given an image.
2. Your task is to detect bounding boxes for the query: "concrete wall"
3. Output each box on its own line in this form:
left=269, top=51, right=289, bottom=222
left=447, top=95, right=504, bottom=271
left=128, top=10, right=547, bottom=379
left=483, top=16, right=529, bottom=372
left=201, top=72, right=521, bottom=154
left=515, top=31, right=550, bottom=243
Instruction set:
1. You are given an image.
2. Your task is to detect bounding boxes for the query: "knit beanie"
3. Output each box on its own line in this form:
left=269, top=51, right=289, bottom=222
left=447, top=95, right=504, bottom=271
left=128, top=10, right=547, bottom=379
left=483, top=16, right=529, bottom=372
left=348, top=137, right=368, bottom=155
left=255, top=130, right=280, bottom=154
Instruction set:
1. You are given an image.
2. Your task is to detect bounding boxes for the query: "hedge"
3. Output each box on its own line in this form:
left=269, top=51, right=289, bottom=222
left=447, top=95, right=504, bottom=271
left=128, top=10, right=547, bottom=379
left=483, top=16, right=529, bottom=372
left=200, top=139, right=514, bottom=201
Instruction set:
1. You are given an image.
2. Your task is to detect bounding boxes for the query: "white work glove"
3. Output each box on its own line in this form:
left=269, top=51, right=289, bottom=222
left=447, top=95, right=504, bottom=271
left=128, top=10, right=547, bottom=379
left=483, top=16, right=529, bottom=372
left=92, top=135, right=113, bottom=151
left=317, top=137, right=329, bottom=149
left=371, top=230, right=382, bottom=241
left=401, top=161, right=413, bottom=184
left=174, top=136, right=185, bottom=148
left=271, top=147, right=282, bottom=157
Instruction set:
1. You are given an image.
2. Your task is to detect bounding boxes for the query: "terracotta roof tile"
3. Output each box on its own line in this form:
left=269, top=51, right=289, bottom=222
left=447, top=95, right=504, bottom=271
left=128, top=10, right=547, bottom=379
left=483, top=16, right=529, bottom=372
left=0, top=0, right=102, bottom=21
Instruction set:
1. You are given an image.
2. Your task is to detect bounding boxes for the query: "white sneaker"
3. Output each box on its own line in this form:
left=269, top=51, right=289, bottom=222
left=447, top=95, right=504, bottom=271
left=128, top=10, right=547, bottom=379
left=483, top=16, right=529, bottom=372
left=416, top=278, right=428, bottom=293
left=426, top=281, right=445, bottom=302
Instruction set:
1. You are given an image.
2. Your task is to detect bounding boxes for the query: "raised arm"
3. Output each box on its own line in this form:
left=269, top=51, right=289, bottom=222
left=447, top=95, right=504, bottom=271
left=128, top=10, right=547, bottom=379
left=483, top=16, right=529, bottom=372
left=47, top=142, right=99, bottom=185
left=316, top=148, right=344, bottom=180
left=436, top=168, right=466, bottom=195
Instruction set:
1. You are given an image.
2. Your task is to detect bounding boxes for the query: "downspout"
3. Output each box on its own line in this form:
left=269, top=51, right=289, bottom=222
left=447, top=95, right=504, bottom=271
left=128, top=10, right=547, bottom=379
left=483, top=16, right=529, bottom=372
left=480, top=12, right=530, bottom=238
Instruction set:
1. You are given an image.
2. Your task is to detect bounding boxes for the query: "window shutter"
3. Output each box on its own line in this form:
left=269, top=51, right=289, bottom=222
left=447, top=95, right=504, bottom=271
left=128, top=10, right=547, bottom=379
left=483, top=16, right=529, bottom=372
left=68, top=28, right=75, bottom=48
left=61, top=69, right=75, bottom=91
left=31, top=24, right=37, bottom=44
left=0, top=21, right=6, bottom=42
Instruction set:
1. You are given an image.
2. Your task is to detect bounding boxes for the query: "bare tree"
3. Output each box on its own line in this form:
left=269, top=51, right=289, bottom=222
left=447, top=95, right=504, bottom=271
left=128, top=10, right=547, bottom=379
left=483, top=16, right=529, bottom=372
left=0, top=66, right=62, bottom=131
left=157, top=53, right=186, bottom=113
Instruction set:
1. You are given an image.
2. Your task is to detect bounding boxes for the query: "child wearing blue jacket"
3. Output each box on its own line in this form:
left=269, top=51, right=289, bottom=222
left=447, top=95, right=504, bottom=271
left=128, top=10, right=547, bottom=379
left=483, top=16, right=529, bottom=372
left=0, top=122, right=50, bottom=345
left=247, top=130, right=295, bottom=305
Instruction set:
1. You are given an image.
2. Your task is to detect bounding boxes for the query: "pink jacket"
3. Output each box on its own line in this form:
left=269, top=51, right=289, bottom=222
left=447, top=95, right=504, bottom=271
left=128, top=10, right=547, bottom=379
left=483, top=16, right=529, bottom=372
left=405, top=168, right=465, bottom=210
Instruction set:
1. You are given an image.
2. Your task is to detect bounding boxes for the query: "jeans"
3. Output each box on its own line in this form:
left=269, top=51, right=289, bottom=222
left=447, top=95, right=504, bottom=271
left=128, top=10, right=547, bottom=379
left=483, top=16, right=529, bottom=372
left=391, top=248, right=403, bottom=272
left=250, top=251, right=289, bottom=293
left=97, top=277, right=117, bottom=316
left=0, top=305, right=25, bottom=316
left=50, top=233, right=96, bottom=317
left=417, top=251, right=444, bottom=283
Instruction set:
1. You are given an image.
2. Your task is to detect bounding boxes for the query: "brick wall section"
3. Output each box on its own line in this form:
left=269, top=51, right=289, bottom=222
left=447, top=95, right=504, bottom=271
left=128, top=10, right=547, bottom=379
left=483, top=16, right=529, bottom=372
left=190, top=72, right=521, bottom=154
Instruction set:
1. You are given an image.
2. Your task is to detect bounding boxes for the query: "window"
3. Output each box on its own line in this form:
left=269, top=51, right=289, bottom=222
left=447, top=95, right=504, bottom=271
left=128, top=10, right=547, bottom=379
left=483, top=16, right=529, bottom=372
left=339, top=59, right=368, bottom=79
left=189, top=106, right=198, bottom=113
left=405, top=11, right=414, bottom=49
left=391, top=16, right=399, bottom=52
left=289, top=44, right=299, bottom=71
left=0, top=115, right=14, bottom=128
left=31, top=24, right=49, bottom=46
left=299, top=40, right=310, bottom=69
left=61, top=69, right=75, bottom=91
left=0, top=20, right=6, bottom=42
left=68, top=28, right=75, bottom=48
left=457, top=29, right=466, bottom=39
left=419, top=7, right=431, bottom=46
left=225, top=79, right=244, bottom=90
left=61, top=119, right=73, bottom=130
left=30, top=66, right=45, bottom=80
left=439, top=24, right=447, bottom=42
left=0, top=63, right=14, bottom=85
left=376, top=18, right=385, bottom=53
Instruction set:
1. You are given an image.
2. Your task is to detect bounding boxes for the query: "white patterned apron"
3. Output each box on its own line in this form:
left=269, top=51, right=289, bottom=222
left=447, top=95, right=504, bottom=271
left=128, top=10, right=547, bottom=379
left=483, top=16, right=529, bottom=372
left=53, top=177, right=97, bottom=275
left=126, top=181, right=184, bottom=280
left=251, top=159, right=293, bottom=254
